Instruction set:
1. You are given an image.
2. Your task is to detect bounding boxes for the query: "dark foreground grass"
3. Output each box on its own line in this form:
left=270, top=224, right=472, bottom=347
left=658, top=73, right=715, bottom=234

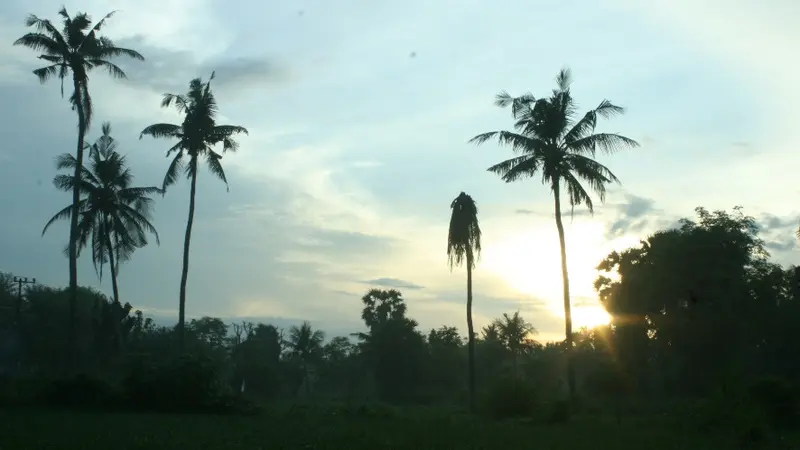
left=0, top=406, right=794, bottom=450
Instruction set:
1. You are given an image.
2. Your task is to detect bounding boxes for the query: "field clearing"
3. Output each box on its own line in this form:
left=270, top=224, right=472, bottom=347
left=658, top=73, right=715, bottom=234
left=0, top=407, right=781, bottom=450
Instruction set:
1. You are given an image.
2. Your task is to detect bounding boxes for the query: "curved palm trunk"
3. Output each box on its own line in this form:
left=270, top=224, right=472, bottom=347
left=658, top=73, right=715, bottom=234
left=67, top=78, right=87, bottom=373
left=466, top=252, right=476, bottom=413
left=178, top=157, right=199, bottom=353
left=553, top=181, right=576, bottom=399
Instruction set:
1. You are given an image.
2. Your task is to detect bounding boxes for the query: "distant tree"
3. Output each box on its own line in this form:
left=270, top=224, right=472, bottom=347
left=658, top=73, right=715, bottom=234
left=286, top=321, right=325, bottom=397
left=139, top=73, right=248, bottom=353
left=43, top=123, right=161, bottom=305
left=14, top=9, right=143, bottom=361
left=447, top=191, right=482, bottom=412
left=470, top=68, right=639, bottom=398
left=356, top=289, right=426, bottom=401
left=492, top=311, right=537, bottom=379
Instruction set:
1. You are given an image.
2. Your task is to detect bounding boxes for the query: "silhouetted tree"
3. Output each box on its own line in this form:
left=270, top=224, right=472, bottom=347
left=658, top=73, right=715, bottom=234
left=492, top=311, right=537, bottom=380
left=43, top=123, right=161, bottom=305
left=286, top=321, right=325, bottom=397
left=470, top=68, right=639, bottom=398
left=14, top=9, right=143, bottom=364
left=447, top=191, right=482, bottom=412
left=139, top=73, right=248, bottom=353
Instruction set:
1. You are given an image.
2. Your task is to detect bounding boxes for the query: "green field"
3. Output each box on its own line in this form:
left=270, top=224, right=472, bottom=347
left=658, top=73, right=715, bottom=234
left=0, top=407, right=791, bottom=450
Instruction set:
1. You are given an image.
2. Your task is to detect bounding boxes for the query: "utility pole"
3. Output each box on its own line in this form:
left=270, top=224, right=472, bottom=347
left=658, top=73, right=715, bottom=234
left=12, top=276, right=35, bottom=326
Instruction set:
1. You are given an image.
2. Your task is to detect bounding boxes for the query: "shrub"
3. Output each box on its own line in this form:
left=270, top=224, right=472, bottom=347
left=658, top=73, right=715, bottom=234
left=481, top=377, right=538, bottom=419
left=123, top=354, right=258, bottom=414
left=38, top=374, right=122, bottom=410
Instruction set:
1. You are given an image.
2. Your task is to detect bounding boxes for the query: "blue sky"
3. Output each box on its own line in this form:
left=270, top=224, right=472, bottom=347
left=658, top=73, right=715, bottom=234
left=0, top=0, right=797, bottom=341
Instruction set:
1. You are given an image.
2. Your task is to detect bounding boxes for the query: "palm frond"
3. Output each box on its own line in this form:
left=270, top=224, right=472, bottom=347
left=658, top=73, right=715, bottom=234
left=447, top=192, right=482, bottom=271
left=568, top=132, right=639, bottom=156
left=93, top=43, right=144, bottom=61
left=139, top=123, right=182, bottom=140
left=560, top=172, right=594, bottom=216
left=31, top=64, right=61, bottom=84
left=13, top=33, right=63, bottom=55
left=86, top=59, right=126, bottom=79
left=162, top=153, right=185, bottom=191
left=555, top=67, right=573, bottom=92
left=205, top=151, right=229, bottom=190
left=487, top=154, right=541, bottom=183
left=160, top=93, right=189, bottom=111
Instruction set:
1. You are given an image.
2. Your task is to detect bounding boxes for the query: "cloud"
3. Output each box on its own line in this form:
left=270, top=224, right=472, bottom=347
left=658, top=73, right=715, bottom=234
left=361, top=278, right=425, bottom=290
left=606, top=194, right=658, bottom=239
left=515, top=208, right=592, bottom=218
left=113, top=36, right=289, bottom=96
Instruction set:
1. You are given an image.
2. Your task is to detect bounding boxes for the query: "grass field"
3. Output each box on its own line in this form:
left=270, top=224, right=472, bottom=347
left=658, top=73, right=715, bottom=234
left=0, top=406, right=794, bottom=449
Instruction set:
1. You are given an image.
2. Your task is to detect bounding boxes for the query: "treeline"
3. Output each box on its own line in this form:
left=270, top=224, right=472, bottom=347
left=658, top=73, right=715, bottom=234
left=2, top=207, right=800, bottom=421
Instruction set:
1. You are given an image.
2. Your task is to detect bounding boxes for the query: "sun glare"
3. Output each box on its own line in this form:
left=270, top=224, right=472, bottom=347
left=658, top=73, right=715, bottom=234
left=482, top=220, right=617, bottom=329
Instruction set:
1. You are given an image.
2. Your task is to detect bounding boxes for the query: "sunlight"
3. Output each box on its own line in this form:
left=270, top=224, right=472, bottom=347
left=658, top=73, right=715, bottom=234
left=482, top=219, right=625, bottom=329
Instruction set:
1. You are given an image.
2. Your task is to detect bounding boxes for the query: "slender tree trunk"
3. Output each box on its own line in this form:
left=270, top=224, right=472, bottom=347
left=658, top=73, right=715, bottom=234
left=105, top=224, right=120, bottom=305
left=553, top=181, right=575, bottom=399
left=178, top=158, right=198, bottom=353
left=466, top=253, right=476, bottom=413
left=104, top=223, right=122, bottom=351
left=67, top=79, right=88, bottom=373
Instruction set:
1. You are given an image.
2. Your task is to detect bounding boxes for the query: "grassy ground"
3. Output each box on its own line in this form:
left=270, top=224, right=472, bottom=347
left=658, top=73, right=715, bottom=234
left=0, top=406, right=793, bottom=449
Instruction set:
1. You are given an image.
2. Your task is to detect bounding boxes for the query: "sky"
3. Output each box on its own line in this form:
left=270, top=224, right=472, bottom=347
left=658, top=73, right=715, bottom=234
left=0, top=0, right=798, bottom=342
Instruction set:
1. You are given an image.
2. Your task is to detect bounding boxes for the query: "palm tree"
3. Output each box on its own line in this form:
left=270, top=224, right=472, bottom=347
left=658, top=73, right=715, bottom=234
left=469, top=68, right=639, bottom=398
left=43, top=122, right=161, bottom=305
left=447, top=191, right=482, bottom=413
left=139, top=73, right=248, bottom=353
left=14, top=8, right=144, bottom=359
left=286, top=321, right=325, bottom=397
left=493, top=311, right=537, bottom=380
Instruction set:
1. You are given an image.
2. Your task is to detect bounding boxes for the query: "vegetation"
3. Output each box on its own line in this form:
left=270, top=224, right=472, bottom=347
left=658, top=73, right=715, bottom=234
left=14, top=8, right=144, bottom=363
left=5, top=7, right=800, bottom=450
left=447, top=191, right=481, bottom=412
left=139, top=72, right=248, bottom=353
left=470, top=68, right=639, bottom=398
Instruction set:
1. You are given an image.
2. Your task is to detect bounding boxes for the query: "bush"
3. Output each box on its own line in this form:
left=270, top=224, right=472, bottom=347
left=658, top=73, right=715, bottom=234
left=481, top=377, right=538, bottom=419
left=123, top=354, right=258, bottom=414
left=38, top=374, right=122, bottom=410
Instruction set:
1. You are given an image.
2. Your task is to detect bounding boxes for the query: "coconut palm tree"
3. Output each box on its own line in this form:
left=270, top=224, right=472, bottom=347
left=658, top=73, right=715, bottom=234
left=43, top=122, right=161, bottom=305
left=469, top=68, right=639, bottom=398
left=447, top=191, right=482, bottom=412
left=139, top=72, right=248, bottom=353
left=14, top=8, right=144, bottom=358
left=286, top=321, right=326, bottom=397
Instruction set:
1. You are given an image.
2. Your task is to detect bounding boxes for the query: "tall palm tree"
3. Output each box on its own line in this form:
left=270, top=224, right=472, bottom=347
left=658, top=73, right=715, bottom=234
left=287, top=321, right=325, bottom=397
left=447, top=191, right=482, bottom=413
left=14, top=8, right=144, bottom=360
left=469, top=68, right=639, bottom=398
left=43, top=122, right=161, bottom=305
left=139, top=73, right=248, bottom=353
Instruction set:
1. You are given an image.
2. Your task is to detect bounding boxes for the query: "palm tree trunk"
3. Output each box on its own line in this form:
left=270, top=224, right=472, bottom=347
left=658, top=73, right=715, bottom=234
left=67, top=78, right=87, bottom=373
left=104, top=223, right=122, bottom=351
left=553, top=181, right=576, bottom=399
left=178, top=158, right=198, bottom=353
left=104, top=224, right=120, bottom=305
left=466, top=252, right=476, bottom=413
